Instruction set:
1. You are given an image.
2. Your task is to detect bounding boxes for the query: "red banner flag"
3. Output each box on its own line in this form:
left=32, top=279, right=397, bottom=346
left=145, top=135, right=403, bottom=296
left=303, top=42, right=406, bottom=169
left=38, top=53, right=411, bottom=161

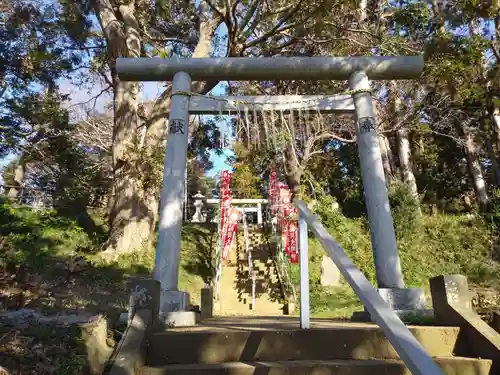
left=222, top=207, right=240, bottom=261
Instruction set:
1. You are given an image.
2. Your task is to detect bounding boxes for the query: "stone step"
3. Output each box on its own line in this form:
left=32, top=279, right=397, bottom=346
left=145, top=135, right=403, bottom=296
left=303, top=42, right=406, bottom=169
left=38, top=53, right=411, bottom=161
left=139, top=358, right=492, bottom=375
left=147, top=326, right=460, bottom=366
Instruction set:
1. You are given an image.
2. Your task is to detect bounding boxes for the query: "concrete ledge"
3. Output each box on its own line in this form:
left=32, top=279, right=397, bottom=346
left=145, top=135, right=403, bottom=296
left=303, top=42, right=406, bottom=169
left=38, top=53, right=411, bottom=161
left=147, top=325, right=460, bottom=366
left=108, top=309, right=151, bottom=375
left=139, top=357, right=492, bottom=375
left=430, top=275, right=500, bottom=374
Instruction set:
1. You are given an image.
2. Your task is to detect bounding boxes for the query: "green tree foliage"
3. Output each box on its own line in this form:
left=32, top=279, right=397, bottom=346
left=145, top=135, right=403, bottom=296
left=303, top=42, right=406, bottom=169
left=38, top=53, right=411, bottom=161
left=231, top=163, right=262, bottom=198
left=1, top=0, right=500, bottom=255
left=0, top=0, right=86, bottom=155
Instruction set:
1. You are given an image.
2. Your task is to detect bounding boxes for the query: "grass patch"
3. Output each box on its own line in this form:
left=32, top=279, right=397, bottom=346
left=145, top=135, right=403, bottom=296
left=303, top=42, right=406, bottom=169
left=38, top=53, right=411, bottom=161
left=0, top=199, right=218, bottom=374
left=0, top=196, right=217, bottom=314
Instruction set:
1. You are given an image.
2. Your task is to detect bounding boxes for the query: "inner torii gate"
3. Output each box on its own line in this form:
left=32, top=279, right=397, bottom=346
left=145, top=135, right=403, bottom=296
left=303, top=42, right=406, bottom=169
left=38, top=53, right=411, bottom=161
left=116, top=56, right=424, bottom=324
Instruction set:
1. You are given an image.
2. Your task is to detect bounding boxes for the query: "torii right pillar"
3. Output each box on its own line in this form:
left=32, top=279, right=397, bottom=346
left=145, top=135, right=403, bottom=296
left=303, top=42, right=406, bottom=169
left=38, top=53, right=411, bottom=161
left=349, top=71, right=428, bottom=319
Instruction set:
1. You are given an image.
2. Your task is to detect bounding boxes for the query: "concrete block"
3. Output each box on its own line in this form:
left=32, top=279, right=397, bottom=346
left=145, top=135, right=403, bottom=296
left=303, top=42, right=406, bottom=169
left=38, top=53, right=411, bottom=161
left=320, top=255, right=341, bottom=287
left=127, top=278, right=160, bottom=327
left=159, top=311, right=197, bottom=327
left=108, top=309, right=151, bottom=375
left=351, top=287, right=427, bottom=322
left=493, top=311, right=500, bottom=334
left=200, top=287, right=214, bottom=319
left=430, top=274, right=472, bottom=325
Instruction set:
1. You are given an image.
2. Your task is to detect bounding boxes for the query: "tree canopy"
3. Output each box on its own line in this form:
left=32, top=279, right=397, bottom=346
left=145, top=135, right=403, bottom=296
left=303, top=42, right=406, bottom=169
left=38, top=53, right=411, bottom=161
left=1, top=0, right=499, bottom=253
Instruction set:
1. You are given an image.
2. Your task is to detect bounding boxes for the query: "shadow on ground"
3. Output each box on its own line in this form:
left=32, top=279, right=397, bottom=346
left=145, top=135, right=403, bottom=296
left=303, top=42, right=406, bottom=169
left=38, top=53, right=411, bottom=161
left=233, top=232, right=285, bottom=308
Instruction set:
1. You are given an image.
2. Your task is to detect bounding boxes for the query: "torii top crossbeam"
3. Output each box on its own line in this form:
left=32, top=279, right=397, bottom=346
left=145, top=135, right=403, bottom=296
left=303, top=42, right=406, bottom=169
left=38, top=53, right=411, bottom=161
left=116, top=56, right=424, bottom=82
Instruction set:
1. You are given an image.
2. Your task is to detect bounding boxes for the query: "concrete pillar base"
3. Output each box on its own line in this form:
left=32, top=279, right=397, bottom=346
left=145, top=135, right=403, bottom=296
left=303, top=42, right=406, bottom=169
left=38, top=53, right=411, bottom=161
left=127, top=277, right=160, bottom=328
left=159, top=290, right=190, bottom=314
left=376, top=287, right=427, bottom=310
left=351, top=287, right=429, bottom=322
left=352, top=308, right=434, bottom=323
left=159, top=311, right=198, bottom=327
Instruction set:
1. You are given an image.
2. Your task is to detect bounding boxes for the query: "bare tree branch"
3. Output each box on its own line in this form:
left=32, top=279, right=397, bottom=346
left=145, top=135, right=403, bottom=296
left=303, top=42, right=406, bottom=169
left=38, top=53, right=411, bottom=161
left=203, top=0, right=226, bottom=20
left=68, top=85, right=113, bottom=109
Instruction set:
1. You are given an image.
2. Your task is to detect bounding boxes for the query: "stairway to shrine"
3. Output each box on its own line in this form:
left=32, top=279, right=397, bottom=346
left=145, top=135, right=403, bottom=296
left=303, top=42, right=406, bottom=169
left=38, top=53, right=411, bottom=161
left=216, top=226, right=286, bottom=316
left=138, top=317, right=492, bottom=375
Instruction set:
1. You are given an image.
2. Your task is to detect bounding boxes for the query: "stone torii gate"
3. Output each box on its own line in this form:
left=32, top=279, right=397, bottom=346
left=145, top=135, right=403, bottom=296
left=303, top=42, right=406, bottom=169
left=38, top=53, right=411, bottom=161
left=191, top=195, right=268, bottom=225
left=116, top=56, right=424, bottom=325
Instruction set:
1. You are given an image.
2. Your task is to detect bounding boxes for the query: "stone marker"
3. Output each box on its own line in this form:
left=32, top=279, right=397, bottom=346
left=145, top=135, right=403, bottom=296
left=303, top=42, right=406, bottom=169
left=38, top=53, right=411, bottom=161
left=127, top=277, right=160, bottom=328
left=430, top=275, right=500, bottom=374
left=320, top=255, right=341, bottom=287
left=201, top=287, right=214, bottom=319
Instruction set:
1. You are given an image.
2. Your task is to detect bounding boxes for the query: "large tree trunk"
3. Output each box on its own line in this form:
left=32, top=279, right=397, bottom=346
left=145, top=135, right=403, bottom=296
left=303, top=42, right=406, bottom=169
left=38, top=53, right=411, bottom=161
left=397, top=127, right=420, bottom=198
left=105, top=79, right=155, bottom=254
left=486, top=135, right=500, bottom=187
left=460, top=124, right=489, bottom=210
left=490, top=106, right=500, bottom=148
left=378, top=134, right=395, bottom=184
left=391, top=83, right=420, bottom=205
left=94, top=0, right=153, bottom=255
left=480, top=115, right=500, bottom=187
left=7, top=161, right=25, bottom=199
left=94, top=0, right=220, bottom=255
left=284, top=142, right=302, bottom=200
left=284, top=110, right=302, bottom=199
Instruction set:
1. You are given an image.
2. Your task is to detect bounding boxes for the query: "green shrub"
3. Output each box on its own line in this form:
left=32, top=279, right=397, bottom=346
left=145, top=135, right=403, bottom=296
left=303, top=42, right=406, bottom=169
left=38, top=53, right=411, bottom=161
left=289, top=193, right=500, bottom=317
left=398, top=214, right=499, bottom=288
left=483, top=188, right=500, bottom=236
left=312, top=195, right=376, bottom=283
left=389, top=182, right=421, bottom=237
left=0, top=199, right=93, bottom=273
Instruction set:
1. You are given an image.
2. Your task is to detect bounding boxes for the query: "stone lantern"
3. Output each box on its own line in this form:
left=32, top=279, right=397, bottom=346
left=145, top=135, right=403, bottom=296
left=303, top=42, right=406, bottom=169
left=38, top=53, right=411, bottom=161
left=191, top=191, right=206, bottom=223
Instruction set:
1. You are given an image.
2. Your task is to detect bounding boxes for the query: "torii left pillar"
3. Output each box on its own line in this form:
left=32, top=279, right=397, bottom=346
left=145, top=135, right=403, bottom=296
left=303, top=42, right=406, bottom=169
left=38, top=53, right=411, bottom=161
left=153, top=71, right=196, bottom=326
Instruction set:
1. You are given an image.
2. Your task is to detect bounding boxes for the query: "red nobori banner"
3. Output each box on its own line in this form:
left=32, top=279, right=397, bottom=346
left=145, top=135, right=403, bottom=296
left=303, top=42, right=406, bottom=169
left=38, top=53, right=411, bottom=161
left=286, top=220, right=298, bottom=264
left=268, top=168, right=299, bottom=264
left=222, top=207, right=240, bottom=261
left=219, top=170, right=232, bottom=242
